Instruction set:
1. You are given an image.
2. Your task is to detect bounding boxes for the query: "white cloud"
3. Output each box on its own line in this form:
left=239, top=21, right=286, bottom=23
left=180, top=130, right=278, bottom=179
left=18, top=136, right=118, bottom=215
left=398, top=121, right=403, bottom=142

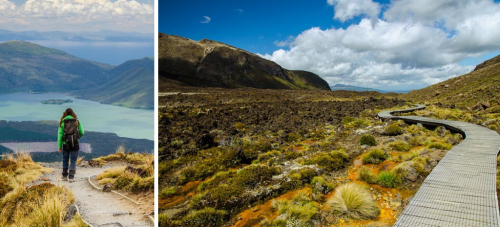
left=0, top=0, right=153, bottom=33
left=327, top=0, right=381, bottom=23
left=261, top=0, right=500, bottom=90
left=201, top=16, right=211, bottom=24
left=237, top=8, right=243, bottom=13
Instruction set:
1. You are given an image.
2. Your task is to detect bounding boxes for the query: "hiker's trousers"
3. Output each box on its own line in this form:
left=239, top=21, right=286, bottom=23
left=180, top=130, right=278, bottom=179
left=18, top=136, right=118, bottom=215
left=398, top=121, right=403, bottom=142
left=62, top=149, right=78, bottom=177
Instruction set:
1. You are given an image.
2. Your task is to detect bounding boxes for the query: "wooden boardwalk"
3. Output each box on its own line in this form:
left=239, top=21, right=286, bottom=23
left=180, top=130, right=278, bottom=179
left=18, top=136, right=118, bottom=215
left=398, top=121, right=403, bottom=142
left=378, top=105, right=500, bottom=226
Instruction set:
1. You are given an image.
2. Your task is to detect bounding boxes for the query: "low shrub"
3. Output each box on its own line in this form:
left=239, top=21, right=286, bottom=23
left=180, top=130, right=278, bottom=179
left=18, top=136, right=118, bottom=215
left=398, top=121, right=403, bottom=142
left=357, top=167, right=378, bottom=184
left=389, top=141, right=411, bottom=152
left=272, top=191, right=319, bottom=221
left=408, top=136, right=424, bottom=147
left=234, top=122, right=246, bottom=131
left=359, top=134, right=377, bottom=146
left=182, top=207, right=228, bottom=227
left=427, top=142, right=452, bottom=150
left=378, top=171, right=401, bottom=188
left=362, top=149, right=388, bottom=164
left=311, top=176, right=336, bottom=194
left=328, top=183, right=380, bottom=220
left=305, top=149, right=348, bottom=171
left=385, top=124, right=403, bottom=136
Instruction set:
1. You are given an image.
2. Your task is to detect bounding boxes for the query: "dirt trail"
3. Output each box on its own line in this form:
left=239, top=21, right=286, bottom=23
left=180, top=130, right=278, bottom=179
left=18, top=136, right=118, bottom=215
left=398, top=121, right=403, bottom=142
left=34, top=162, right=152, bottom=227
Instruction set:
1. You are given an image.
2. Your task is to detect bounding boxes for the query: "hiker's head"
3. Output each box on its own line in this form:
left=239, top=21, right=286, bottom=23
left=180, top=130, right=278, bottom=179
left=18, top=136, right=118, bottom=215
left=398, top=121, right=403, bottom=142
left=59, top=108, right=78, bottom=126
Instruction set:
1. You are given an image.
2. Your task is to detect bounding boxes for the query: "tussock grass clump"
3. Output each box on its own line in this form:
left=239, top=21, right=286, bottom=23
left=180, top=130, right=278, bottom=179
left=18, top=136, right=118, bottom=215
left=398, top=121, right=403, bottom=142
left=328, top=183, right=380, bottom=220
left=357, top=167, right=378, bottom=184
left=362, top=149, right=388, bottom=164
left=182, top=207, right=228, bottom=227
left=359, top=134, right=377, bottom=146
left=389, top=140, right=411, bottom=152
left=427, top=142, right=452, bottom=150
left=385, top=124, right=403, bottom=136
left=94, top=149, right=154, bottom=193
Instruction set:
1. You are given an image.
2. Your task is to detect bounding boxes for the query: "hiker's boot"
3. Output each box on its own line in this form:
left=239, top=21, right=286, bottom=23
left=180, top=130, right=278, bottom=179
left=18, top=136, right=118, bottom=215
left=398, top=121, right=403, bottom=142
left=69, top=175, right=75, bottom=182
left=62, top=176, right=68, bottom=181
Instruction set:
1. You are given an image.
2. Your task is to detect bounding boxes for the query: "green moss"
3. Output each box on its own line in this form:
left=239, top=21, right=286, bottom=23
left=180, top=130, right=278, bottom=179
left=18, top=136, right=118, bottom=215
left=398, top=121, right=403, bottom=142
left=389, top=140, right=411, bottom=152
left=160, top=186, right=177, bottom=199
left=362, top=149, right=388, bottom=164
left=359, top=134, right=377, bottom=146
left=385, top=124, right=403, bottom=136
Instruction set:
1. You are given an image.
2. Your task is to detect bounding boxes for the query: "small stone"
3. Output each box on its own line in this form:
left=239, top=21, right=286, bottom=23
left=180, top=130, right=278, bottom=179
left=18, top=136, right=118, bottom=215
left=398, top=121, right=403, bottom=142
left=41, top=177, right=50, bottom=181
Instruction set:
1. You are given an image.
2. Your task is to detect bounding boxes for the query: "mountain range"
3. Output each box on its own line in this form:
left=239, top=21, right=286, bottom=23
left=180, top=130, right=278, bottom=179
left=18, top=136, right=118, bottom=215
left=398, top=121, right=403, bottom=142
left=158, top=33, right=330, bottom=90
left=0, top=41, right=153, bottom=109
left=330, top=84, right=386, bottom=93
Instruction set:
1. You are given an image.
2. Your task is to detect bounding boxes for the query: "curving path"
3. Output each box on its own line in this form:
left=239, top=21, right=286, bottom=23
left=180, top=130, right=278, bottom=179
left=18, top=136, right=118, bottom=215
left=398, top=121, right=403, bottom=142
left=378, top=105, right=500, bottom=226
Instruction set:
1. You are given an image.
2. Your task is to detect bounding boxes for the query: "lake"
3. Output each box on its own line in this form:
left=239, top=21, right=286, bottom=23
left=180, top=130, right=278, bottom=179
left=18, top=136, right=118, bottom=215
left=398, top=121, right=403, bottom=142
left=0, top=93, right=154, bottom=140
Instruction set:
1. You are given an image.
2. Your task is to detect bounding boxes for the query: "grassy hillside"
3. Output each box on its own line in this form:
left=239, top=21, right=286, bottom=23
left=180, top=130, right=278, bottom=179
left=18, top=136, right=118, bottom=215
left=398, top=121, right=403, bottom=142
left=75, top=58, right=154, bottom=109
left=401, top=55, right=500, bottom=108
left=158, top=33, right=330, bottom=90
left=0, top=41, right=113, bottom=93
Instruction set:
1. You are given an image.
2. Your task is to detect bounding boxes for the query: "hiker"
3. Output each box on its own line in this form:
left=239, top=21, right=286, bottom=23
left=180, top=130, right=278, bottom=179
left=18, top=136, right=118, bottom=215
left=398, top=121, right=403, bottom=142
left=58, top=108, right=84, bottom=182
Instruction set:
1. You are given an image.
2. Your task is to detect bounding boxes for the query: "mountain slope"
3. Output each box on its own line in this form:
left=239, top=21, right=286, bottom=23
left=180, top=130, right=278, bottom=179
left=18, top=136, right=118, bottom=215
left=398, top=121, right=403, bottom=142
left=158, top=33, right=330, bottom=90
left=0, top=41, right=113, bottom=93
left=75, top=57, right=154, bottom=109
left=401, top=55, right=500, bottom=107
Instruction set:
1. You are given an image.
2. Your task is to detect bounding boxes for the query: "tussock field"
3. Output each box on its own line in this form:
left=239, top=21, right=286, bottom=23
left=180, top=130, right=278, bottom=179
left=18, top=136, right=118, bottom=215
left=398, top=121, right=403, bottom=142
left=158, top=89, right=461, bottom=226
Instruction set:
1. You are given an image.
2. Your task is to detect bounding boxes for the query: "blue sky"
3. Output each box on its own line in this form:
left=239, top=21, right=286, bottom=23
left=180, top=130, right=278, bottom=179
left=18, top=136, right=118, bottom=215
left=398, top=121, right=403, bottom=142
left=161, top=0, right=500, bottom=90
left=160, top=0, right=380, bottom=54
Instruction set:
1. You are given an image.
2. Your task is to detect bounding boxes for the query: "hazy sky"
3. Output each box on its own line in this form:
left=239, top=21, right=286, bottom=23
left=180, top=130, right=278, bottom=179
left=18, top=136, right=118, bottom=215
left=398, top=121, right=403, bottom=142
left=161, top=0, right=500, bottom=90
left=0, top=0, right=154, bottom=33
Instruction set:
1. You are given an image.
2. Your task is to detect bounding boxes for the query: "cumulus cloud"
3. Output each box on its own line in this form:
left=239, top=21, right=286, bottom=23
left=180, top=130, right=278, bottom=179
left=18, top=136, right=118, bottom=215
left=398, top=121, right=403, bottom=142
left=0, top=0, right=153, bottom=33
left=263, top=0, right=500, bottom=90
left=327, top=0, right=381, bottom=23
left=201, top=16, right=211, bottom=24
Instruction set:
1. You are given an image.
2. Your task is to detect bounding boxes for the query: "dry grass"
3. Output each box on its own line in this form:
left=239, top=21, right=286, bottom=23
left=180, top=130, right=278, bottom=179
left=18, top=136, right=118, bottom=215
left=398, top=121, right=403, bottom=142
left=0, top=152, right=85, bottom=226
left=328, top=183, right=380, bottom=220
left=93, top=148, right=154, bottom=193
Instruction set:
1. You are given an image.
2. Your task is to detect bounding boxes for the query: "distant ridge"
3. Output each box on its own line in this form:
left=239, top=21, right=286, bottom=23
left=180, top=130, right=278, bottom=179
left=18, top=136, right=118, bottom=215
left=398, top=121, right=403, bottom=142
left=330, top=84, right=386, bottom=93
left=158, top=33, right=330, bottom=90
